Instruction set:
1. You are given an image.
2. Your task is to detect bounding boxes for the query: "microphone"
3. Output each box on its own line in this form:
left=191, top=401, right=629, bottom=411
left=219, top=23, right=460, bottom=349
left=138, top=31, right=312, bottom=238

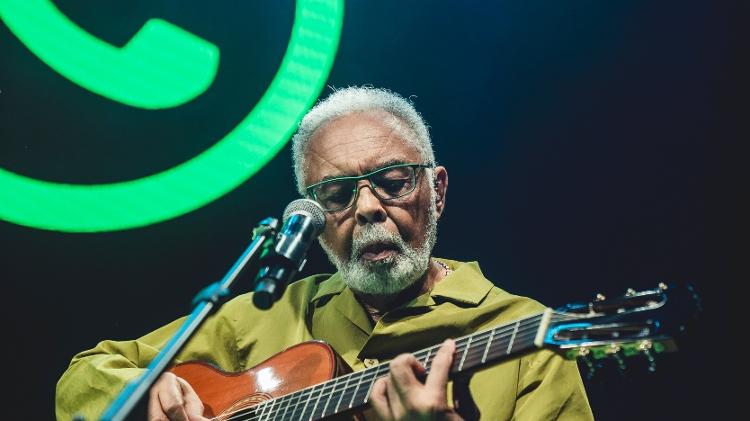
left=253, top=198, right=326, bottom=309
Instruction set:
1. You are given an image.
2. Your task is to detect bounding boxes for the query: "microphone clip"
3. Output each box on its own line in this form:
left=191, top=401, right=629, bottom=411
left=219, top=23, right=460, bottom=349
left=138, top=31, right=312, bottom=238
left=252, top=199, right=326, bottom=310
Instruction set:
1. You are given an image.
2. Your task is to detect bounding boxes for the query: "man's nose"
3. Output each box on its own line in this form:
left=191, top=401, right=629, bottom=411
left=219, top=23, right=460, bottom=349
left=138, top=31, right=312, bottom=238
left=354, top=183, right=387, bottom=224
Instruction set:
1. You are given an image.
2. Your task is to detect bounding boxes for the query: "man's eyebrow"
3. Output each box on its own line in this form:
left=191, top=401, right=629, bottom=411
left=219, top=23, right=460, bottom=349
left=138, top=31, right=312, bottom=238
left=317, top=159, right=411, bottom=183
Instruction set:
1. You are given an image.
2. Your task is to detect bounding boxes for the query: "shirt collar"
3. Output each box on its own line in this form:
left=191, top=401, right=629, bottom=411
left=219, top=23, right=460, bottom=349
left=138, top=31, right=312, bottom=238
left=310, top=271, right=347, bottom=302
left=428, top=259, right=493, bottom=306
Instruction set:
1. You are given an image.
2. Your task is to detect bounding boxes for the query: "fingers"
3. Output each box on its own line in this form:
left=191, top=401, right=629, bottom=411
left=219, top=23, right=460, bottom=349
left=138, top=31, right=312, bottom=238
left=148, top=372, right=206, bottom=421
left=386, top=367, right=408, bottom=418
left=368, top=340, right=457, bottom=420
left=389, top=353, right=427, bottom=415
left=148, top=372, right=188, bottom=421
left=425, top=339, right=456, bottom=394
left=369, top=377, right=392, bottom=421
left=388, top=353, right=425, bottom=394
left=148, top=384, right=170, bottom=421
left=176, top=377, right=208, bottom=421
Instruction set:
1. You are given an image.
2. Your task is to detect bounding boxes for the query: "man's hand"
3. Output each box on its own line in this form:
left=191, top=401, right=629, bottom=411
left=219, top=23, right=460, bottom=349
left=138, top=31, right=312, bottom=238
left=147, top=372, right=209, bottom=421
left=370, top=339, right=464, bottom=421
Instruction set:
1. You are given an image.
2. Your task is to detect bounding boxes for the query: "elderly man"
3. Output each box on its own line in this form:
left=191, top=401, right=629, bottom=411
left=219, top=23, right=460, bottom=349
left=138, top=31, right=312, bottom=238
left=56, top=87, right=593, bottom=420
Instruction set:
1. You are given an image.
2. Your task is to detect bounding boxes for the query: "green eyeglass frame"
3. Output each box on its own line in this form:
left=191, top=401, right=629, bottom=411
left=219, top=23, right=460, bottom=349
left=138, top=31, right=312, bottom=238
left=305, top=162, right=432, bottom=212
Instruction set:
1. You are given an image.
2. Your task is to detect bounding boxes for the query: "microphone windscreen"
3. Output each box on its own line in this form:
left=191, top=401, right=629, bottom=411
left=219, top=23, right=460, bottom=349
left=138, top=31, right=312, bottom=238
left=282, top=198, right=326, bottom=234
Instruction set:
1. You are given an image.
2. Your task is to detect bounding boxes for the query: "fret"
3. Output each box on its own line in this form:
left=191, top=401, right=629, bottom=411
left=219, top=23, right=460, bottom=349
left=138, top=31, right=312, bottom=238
left=255, top=399, right=268, bottom=421
left=507, top=320, right=520, bottom=354
left=348, top=370, right=365, bottom=410
left=298, top=391, right=310, bottom=419
left=307, top=383, right=324, bottom=421
left=282, top=391, right=300, bottom=421
left=283, top=389, right=302, bottom=421
left=270, top=397, right=284, bottom=421
left=258, top=400, right=275, bottom=420
left=325, top=375, right=346, bottom=415
left=276, top=392, right=292, bottom=421
left=348, top=370, right=372, bottom=410
left=302, top=386, right=322, bottom=420
left=269, top=399, right=281, bottom=421
left=318, top=373, right=340, bottom=418
left=451, top=315, right=544, bottom=374
left=317, top=379, right=342, bottom=419
left=265, top=397, right=280, bottom=421
left=481, top=328, right=495, bottom=364
left=362, top=366, right=380, bottom=404
left=339, top=373, right=359, bottom=411
left=458, top=335, right=471, bottom=371
left=339, top=373, right=365, bottom=413
left=286, top=390, right=305, bottom=421
left=349, top=365, right=384, bottom=409
left=289, top=388, right=314, bottom=420
left=424, top=347, right=433, bottom=369
left=332, top=370, right=353, bottom=414
left=268, top=399, right=281, bottom=421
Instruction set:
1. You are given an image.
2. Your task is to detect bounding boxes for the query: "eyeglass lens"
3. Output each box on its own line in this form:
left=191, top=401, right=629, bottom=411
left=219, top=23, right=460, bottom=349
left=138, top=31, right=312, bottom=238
left=313, top=165, right=418, bottom=211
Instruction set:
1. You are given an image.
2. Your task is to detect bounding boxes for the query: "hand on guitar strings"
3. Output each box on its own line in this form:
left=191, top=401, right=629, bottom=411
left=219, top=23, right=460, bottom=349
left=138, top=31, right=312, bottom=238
left=370, top=339, right=465, bottom=421
left=148, top=371, right=209, bottom=421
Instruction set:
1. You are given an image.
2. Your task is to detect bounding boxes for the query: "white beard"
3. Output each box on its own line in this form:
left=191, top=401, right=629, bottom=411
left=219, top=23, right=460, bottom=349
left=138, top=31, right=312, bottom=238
left=319, top=195, right=438, bottom=297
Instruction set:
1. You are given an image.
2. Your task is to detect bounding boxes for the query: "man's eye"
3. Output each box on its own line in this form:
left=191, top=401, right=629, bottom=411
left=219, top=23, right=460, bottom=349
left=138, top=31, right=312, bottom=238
left=378, top=178, right=409, bottom=194
left=320, top=185, right=351, bottom=204
left=328, top=191, right=351, bottom=203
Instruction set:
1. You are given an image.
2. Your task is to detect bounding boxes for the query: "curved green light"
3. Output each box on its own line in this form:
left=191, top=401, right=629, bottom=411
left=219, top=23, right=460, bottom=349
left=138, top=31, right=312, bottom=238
left=0, top=0, right=220, bottom=109
left=0, top=0, right=343, bottom=232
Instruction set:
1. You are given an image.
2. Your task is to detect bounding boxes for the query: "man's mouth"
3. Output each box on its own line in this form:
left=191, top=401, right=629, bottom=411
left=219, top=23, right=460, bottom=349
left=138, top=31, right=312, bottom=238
left=359, top=242, right=400, bottom=262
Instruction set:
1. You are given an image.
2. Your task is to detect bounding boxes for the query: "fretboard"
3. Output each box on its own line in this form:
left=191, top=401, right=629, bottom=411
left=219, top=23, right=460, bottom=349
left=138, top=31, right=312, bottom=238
left=226, top=311, right=569, bottom=421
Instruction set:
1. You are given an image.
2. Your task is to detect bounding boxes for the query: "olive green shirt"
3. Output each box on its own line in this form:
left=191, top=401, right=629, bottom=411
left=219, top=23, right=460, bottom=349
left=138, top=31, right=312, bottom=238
left=56, top=259, right=593, bottom=420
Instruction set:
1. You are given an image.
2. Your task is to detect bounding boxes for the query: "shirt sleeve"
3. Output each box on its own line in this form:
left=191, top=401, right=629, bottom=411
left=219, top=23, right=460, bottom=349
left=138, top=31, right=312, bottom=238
left=55, top=310, right=240, bottom=421
left=54, top=276, right=322, bottom=421
left=513, top=349, right=594, bottom=420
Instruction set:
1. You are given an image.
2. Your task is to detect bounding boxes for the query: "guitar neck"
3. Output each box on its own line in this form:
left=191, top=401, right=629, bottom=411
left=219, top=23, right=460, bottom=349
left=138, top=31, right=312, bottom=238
left=248, top=310, right=567, bottom=421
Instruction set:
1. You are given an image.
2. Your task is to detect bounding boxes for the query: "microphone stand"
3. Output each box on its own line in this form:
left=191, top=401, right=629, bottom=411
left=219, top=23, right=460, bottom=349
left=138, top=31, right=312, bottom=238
left=97, top=217, right=279, bottom=421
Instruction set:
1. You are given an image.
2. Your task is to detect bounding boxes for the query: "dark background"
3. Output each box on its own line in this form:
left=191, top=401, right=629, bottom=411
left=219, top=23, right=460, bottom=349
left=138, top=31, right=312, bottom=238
left=0, top=1, right=743, bottom=419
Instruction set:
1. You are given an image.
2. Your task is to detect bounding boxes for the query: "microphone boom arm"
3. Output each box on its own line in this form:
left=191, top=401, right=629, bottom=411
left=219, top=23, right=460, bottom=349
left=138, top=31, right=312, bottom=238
left=97, top=217, right=279, bottom=421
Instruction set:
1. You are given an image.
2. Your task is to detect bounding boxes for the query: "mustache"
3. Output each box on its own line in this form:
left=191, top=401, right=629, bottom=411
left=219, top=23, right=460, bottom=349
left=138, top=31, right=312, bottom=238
left=351, top=224, right=405, bottom=258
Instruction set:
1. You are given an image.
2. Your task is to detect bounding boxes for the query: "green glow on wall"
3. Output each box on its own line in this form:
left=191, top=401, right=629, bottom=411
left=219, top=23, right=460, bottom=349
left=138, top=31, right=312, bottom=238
left=0, top=0, right=344, bottom=232
left=0, top=0, right=220, bottom=109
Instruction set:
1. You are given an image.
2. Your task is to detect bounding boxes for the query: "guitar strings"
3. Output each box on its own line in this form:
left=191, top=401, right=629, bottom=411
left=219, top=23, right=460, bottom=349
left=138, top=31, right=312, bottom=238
left=283, top=331, right=543, bottom=421
left=210, top=313, right=574, bottom=421
left=217, top=313, right=575, bottom=421
left=290, top=314, right=577, bottom=421
left=219, top=312, right=575, bottom=421
left=225, top=328, right=542, bottom=421
left=302, top=312, right=577, bottom=419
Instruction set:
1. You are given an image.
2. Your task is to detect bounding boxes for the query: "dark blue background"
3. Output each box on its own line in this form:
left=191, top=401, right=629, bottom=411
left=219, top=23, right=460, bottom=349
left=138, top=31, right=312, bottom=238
left=0, top=1, right=742, bottom=419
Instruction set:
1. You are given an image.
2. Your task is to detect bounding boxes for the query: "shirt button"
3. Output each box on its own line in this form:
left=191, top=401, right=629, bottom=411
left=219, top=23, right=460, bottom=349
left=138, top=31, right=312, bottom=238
left=363, top=358, right=379, bottom=367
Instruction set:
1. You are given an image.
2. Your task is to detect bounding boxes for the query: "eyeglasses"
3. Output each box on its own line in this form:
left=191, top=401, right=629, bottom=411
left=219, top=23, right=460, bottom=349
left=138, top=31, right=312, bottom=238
left=305, top=163, right=432, bottom=212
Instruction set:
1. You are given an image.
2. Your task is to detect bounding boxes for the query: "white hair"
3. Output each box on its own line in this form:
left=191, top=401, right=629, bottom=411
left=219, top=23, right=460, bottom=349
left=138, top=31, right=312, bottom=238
left=291, top=86, right=436, bottom=195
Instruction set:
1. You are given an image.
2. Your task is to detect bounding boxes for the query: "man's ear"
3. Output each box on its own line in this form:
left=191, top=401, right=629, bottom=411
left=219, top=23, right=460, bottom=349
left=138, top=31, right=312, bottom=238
left=433, top=166, right=448, bottom=219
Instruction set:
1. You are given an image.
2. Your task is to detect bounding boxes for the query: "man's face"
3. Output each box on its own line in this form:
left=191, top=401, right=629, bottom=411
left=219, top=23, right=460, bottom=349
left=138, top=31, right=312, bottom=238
left=303, top=110, right=444, bottom=296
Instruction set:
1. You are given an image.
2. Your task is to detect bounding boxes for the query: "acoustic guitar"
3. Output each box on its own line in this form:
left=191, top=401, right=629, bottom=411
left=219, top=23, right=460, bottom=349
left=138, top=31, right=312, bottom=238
left=169, top=284, right=700, bottom=421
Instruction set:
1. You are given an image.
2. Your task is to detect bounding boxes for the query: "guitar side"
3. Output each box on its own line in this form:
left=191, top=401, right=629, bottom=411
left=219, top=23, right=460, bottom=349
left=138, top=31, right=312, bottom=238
left=169, top=341, right=348, bottom=419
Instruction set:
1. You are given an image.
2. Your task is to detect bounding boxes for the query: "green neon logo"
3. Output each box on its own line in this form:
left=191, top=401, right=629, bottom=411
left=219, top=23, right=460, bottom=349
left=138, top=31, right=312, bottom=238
left=1, top=0, right=220, bottom=109
left=0, top=0, right=343, bottom=232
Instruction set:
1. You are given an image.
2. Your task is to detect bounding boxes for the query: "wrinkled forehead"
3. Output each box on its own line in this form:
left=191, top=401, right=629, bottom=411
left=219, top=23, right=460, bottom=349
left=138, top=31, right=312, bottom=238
left=303, top=111, right=423, bottom=185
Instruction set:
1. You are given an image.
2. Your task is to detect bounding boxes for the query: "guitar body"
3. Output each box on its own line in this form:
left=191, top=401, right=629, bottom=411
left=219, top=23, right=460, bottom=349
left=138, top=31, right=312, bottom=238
left=169, top=341, right=351, bottom=419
